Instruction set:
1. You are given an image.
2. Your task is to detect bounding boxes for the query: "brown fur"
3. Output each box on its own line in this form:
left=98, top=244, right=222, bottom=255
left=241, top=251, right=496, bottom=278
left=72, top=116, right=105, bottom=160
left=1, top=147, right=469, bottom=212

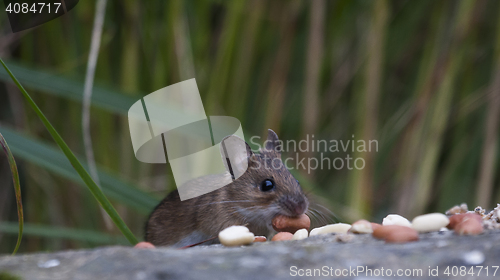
left=145, top=129, right=308, bottom=247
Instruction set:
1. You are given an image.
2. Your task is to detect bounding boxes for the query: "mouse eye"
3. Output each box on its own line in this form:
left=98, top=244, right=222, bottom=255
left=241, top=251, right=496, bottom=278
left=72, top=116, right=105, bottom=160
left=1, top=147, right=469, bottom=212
left=260, top=179, right=275, bottom=192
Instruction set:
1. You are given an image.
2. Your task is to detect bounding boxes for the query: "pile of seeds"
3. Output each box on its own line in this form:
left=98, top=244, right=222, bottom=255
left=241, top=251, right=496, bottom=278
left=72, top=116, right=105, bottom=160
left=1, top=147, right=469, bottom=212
left=217, top=203, right=497, bottom=247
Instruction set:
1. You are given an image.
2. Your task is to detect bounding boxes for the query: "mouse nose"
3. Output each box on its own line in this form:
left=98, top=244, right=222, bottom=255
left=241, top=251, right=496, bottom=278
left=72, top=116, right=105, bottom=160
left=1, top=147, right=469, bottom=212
left=281, top=195, right=308, bottom=216
left=293, top=200, right=307, bottom=216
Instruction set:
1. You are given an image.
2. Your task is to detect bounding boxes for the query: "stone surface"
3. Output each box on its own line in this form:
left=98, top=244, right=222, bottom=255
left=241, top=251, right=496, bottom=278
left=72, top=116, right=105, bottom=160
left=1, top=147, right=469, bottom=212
left=1, top=231, right=500, bottom=280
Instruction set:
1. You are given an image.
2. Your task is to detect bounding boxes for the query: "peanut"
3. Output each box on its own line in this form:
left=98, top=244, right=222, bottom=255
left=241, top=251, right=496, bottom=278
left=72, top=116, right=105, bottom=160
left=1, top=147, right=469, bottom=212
left=292, top=229, right=309, bottom=240
left=253, top=236, right=267, bottom=242
left=134, top=242, right=156, bottom=249
left=382, top=214, right=412, bottom=227
left=411, top=213, right=449, bottom=233
left=349, top=220, right=373, bottom=234
left=272, top=214, right=310, bottom=233
left=271, top=232, right=294, bottom=241
left=454, top=218, right=483, bottom=235
left=309, top=223, right=352, bottom=236
left=373, top=225, right=419, bottom=243
left=384, top=229, right=419, bottom=243
left=218, top=226, right=255, bottom=246
left=371, top=223, right=382, bottom=231
left=447, top=213, right=482, bottom=229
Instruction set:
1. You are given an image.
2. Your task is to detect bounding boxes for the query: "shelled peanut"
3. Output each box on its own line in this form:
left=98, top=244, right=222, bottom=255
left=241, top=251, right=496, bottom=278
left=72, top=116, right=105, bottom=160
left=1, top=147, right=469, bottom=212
left=272, top=214, right=310, bottom=233
left=215, top=203, right=494, bottom=247
left=218, top=226, right=255, bottom=246
left=271, top=232, right=294, bottom=241
left=373, top=225, right=419, bottom=243
left=447, top=213, right=483, bottom=235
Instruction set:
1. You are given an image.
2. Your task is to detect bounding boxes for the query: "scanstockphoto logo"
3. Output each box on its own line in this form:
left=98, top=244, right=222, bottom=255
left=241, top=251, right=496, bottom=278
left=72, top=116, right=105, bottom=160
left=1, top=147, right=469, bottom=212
left=248, top=134, right=378, bottom=174
left=128, top=79, right=249, bottom=201
left=127, top=79, right=378, bottom=200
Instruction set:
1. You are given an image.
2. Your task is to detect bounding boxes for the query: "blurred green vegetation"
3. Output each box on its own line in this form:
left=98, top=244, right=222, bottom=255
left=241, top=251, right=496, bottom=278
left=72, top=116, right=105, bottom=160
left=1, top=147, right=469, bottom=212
left=0, top=0, right=500, bottom=253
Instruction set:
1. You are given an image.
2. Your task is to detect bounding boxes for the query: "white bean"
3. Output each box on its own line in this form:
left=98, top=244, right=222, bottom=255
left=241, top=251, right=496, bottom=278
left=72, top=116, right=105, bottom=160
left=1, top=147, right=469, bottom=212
left=309, top=223, right=352, bottom=236
left=292, top=228, right=309, bottom=240
left=350, top=220, right=373, bottom=234
left=411, top=213, right=450, bottom=233
left=382, top=214, right=412, bottom=227
left=218, top=226, right=255, bottom=246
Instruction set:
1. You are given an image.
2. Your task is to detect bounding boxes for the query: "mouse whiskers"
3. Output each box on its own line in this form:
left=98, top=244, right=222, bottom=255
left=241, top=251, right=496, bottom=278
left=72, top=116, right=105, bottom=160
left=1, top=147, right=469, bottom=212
left=225, top=205, right=260, bottom=218
left=191, top=200, right=254, bottom=208
left=314, top=203, right=340, bottom=222
left=306, top=208, right=326, bottom=226
left=306, top=204, right=338, bottom=227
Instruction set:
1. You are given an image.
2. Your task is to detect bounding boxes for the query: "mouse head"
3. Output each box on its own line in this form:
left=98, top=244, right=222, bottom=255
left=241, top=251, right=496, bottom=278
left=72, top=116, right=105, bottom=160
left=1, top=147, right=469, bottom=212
left=220, top=129, right=309, bottom=224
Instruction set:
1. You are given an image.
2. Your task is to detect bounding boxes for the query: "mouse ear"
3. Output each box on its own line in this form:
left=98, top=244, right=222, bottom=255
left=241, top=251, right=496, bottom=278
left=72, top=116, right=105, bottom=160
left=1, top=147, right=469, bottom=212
left=220, top=135, right=253, bottom=180
left=265, top=129, right=282, bottom=154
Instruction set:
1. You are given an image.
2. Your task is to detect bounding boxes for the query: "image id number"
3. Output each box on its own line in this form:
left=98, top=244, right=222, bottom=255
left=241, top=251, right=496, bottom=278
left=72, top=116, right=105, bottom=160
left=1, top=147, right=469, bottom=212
left=6, top=2, right=61, bottom=14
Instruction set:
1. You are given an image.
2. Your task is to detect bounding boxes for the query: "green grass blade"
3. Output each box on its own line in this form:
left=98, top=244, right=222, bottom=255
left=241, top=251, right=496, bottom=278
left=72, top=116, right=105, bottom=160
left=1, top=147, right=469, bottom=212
left=0, top=60, right=236, bottom=141
left=0, top=222, right=128, bottom=245
left=0, top=60, right=138, bottom=115
left=0, top=58, right=138, bottom=245
left=0, top=133, right=23, bottom=255
left=0, top=126, right=159, bottom=213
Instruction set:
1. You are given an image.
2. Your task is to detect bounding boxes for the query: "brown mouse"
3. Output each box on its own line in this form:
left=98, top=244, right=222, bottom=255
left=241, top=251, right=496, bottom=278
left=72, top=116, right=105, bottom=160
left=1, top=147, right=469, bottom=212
left=145, top=129, right=309, bottom=247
